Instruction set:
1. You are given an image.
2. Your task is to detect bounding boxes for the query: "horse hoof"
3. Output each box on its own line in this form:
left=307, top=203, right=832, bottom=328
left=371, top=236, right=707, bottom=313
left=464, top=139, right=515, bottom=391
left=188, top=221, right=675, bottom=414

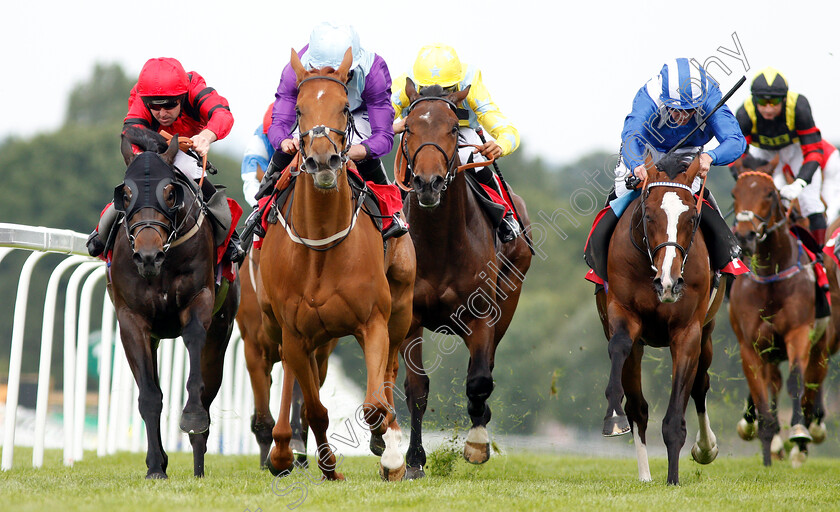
left=404, top=466, right=426, bottom=480
left=370, top=433, right=386, bottom=456
left=290, top=438, right=306, bottom=456
left=790, top=444, right=807, bottom=468
left=809, top=422, right=827, bottom=444
left=463, top=441, right=490, bottom=464
left=736, top=418, right=757, bottom=441
left=295, top=455, right=309, bottom=469
left=379, top=461, right=406, bottom=482
left=691, top=442, right=718, bottom=465
left=265, top=455, right=292, bottom=478
left=788, top=424, right=812, bottom=442
left=179, top=411, right=210, bottom=434
left=145, top=471, right=168, bottom=480
left=602, top=415, right=631, bottom=437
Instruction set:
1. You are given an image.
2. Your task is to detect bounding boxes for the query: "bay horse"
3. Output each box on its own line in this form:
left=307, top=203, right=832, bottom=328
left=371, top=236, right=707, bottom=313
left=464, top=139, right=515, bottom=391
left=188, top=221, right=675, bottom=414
left=396, top=80, right=532, bottom=478
left=237, top=249, right=336, bottom=468
left=729, top=154, right=835, bottom=467
left=109, top=126, right=240, bottom=478
left=258, top=48, right=416, bottom=481
left=595, top=152, right=722, bottom=485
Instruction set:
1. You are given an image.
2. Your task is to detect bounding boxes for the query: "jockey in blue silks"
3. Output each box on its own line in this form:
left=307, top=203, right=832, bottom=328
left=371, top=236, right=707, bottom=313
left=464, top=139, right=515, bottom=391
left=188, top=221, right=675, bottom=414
left=585, top=58, right=748, bottom=284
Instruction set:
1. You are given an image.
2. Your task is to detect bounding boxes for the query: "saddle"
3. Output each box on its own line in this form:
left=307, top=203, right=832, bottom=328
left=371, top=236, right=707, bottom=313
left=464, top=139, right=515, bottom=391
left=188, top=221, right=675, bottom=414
left=252, top=161, right=401, bottom=249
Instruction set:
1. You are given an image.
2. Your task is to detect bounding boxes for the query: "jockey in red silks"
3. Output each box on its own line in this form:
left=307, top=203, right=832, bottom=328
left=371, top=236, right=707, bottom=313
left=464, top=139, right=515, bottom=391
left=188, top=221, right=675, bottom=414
left=87, top=57, right=244, bottom=264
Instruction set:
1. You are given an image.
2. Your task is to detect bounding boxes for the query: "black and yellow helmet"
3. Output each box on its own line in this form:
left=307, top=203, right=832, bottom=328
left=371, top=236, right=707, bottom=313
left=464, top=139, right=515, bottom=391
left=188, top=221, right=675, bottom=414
left=750, top=67, right=789, bottom=97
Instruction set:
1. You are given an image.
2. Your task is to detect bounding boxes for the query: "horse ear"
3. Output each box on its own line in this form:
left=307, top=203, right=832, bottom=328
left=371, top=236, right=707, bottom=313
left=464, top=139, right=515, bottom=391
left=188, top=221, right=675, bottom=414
left=405, top=77, right=419, bottom=102
left=685, top=154, right=701, bottom=183
left=450, top=84, right=470, bottom=105
left=644, top=153, right=659, bottom=181
left=768, top=154, right=780, bottom=170
left=336, top=47, right=353, bottom=80
left=290, top=48, right=305, bottom=81
left=120, top=134, right=136, bottom=166
left=161, top=134, right=179, bottom=165
left=730, top=155, right=745, bottom=176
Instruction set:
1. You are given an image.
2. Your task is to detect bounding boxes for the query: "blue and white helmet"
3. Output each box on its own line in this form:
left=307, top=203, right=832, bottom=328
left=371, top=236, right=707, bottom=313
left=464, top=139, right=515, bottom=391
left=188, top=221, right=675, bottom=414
left=301, top=22, right=363, bottom=71
left=659, top=58, right=709, bottom=110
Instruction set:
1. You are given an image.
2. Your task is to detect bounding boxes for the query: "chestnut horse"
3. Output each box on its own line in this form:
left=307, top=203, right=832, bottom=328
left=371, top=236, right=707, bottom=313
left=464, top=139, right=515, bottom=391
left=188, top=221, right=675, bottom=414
left=109, top=127, right=240, bottom=478
left=595, top=153, right=722, bottom=485
left=237, top=249, right=336, bottom=468
left=396, top=81, right=532, bottom=478
left=258, top=48, right=416, bottom=481
left=730, top=154, right=835, bottom=467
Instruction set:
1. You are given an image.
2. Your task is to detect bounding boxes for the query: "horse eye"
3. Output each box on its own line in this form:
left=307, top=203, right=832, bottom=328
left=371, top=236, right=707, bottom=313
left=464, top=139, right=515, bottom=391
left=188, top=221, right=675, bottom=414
left=451, top=125, right=459, bottom=135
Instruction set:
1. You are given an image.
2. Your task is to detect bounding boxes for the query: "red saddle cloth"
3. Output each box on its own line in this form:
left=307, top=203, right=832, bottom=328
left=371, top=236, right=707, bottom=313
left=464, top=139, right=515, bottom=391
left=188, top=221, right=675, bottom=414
left=253, top=162, right=404, bottom=250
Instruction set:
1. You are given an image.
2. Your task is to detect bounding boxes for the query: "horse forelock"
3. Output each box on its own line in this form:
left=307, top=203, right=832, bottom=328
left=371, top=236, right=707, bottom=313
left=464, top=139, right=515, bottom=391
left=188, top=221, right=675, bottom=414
left=656, top=153, right=694, bottom=180
left=123, top=125, right=168, bottom=153
left=418, top=84, right=446, bottom=98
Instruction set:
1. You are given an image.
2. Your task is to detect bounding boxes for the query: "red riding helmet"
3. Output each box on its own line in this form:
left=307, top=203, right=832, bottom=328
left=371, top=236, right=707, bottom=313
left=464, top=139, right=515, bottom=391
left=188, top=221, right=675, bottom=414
left=136, top=57, right=189, bottom=97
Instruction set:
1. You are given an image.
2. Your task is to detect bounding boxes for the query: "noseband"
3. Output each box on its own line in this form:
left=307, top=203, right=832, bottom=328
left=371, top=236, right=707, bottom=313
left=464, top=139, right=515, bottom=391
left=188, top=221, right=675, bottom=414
left=296, top=75, right=353, bottom=175
left=635, top=181, right=701, bottom=274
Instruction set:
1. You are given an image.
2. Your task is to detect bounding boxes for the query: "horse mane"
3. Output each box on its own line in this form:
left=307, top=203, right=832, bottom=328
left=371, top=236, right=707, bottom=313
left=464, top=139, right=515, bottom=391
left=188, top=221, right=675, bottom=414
left=123, top=125, right=168, bottom=153
left=741, top=153, right=771, bottom=171
left=418, top=84, right=447, bottom=98
left=656, top=153, right=695, bottom=180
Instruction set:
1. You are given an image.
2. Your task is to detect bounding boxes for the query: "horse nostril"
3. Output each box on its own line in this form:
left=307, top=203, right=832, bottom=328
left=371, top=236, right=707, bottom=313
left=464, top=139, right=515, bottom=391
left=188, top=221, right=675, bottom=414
left=653, top=277, right=663, bottom=294
left=412, top=175, right=425, bottom=190
left=673, top=277, right=685, bottom=294
left=133, top=253, right=143, bottom=266
left=154, top=252, right=165, bottom=267
left=304, top=156, right=318, bottom=172
left=431, top=175, right=445, bottom=192
left=328, top=154, right=342, bottom=170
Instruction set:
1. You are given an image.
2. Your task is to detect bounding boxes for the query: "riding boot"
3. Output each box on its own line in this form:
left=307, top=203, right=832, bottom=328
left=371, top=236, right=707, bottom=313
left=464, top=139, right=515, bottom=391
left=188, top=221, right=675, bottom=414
left=86, top=203, right=119, bottom=257
left=807, top=212, right=827, bottom=247
left=200, top=180, right=245, bottom=264
left=241, top=151, right=294, bottom=245
left=471, top=165, right=521, bottom=242
left=698, top=189, right=742, bottom=270
left=358, top=158, right=410, bottom=240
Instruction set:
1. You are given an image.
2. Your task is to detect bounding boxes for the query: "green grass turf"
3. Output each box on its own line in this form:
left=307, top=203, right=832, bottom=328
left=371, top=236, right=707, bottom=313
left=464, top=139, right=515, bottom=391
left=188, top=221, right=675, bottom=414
left=2, top=447, right=840, bottom=511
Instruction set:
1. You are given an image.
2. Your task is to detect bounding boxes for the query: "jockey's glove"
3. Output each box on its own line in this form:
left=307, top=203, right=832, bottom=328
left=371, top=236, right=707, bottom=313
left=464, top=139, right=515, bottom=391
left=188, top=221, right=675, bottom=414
left=780, top=178, right=807, bottom=202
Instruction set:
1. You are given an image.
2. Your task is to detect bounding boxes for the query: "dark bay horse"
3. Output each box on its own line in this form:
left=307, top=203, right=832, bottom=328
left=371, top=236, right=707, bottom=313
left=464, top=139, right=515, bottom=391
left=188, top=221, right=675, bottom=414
left=397, top=80, right=532, bottom=478
left=730, top=154, right=835, bottom=467
left=596, top=153, right=722, bottom=485
left=258, top=48, right=416, bottom=481
left=236, top=249, right=336, bottom=468
left=109, top=127, right=240, bottom=478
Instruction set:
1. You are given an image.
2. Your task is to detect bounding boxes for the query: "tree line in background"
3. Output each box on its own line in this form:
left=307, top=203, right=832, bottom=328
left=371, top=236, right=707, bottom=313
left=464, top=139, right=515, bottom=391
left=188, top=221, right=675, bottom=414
left=2, top=64, right=839, bottom=454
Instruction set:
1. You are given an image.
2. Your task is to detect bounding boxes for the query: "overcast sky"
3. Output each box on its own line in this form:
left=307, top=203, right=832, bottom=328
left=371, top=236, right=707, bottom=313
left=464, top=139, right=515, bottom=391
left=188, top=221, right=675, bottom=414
left=4, top=0, right=839, bottom=167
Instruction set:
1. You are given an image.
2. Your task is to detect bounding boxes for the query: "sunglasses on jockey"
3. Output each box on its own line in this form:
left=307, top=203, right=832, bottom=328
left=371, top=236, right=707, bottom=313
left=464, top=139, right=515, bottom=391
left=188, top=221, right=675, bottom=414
left=143, top=97, right=182, bottom=111
left=755, top=96, right=783, bottom=106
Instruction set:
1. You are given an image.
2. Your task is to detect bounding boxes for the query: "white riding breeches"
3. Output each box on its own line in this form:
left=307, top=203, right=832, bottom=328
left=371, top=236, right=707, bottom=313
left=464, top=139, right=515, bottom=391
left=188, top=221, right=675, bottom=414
left=749, top=144, right=825, bottom=217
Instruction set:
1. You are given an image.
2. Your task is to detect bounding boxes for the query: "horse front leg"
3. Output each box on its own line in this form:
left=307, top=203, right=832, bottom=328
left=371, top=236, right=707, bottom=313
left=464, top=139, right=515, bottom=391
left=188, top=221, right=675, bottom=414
left=603, top=313, right=641, bottom=437
left=179, top=307, right=211, bottom=437
left=786, top=325, right=815, bottom=467
left=267, top=359, right=295, bottom=477
left=662, top=324, right=701, bottom=486
left=462, top=320, right=497, bottom=465
left=400, top=324, right=429, bottom=479
left=358, top=318, right=405, bottom=481
left=690, top=319, right=718, bottom=465
left=621, top=341, right=650, bottom=481
left=117, top=311, right=167, bottom=479
left=244, top=328, right=276, bottom=470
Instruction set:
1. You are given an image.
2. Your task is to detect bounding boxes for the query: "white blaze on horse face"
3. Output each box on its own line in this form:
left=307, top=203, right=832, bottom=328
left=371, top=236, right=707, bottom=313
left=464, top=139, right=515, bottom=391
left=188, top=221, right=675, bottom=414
left=419, top=111, right=433, bottom=124
left=659, top=191, right=689, bottom=286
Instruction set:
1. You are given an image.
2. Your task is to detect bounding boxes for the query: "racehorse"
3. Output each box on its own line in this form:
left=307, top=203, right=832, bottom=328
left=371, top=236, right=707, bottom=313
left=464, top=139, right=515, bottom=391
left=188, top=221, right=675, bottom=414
left=257, top=48, right=416, bottom=481
left=109, top=126, right=240, bottom=478
left=595, top=152, right=721, bottom=485
left=730, top=154, right=836, bottom=467
left=396, top=80, right=532, bottom=478
left=237, top=249, right=336, bottom=468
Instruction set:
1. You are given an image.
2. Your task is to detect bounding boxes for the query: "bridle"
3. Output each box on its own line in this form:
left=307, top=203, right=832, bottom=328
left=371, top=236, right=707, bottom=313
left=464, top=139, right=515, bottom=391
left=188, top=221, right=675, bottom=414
left=733, top=171, right=787, bottom=242
left=295, top=75, right=354, bottom=176
left=123, top=180, right=203, bottom=255
left=398, top=96, right=493, bottom=192
left=634, top=180, right=701, bottom=274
